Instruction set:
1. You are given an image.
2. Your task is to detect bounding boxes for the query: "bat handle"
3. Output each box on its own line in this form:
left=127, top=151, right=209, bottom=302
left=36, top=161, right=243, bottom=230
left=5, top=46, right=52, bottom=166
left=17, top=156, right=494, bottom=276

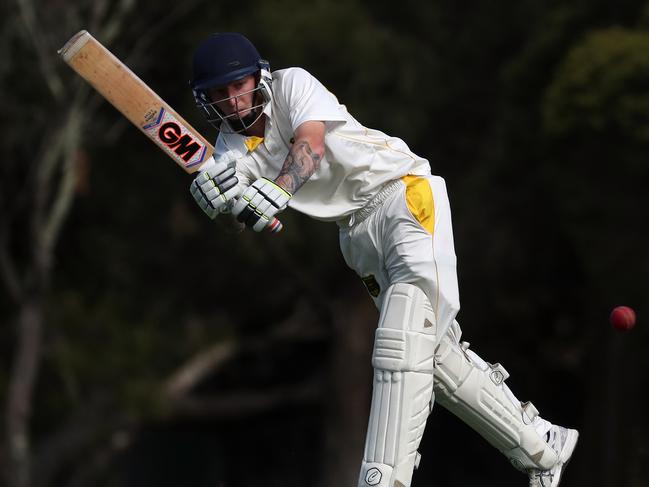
left=267, top=217, right=283, bottom=233
left=221, top=201, right=283, bottom=233
left=222, top=201, right=284, bottom=233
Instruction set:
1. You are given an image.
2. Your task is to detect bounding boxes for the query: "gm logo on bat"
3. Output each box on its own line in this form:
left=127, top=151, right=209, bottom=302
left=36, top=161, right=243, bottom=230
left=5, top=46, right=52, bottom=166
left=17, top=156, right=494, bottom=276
left=143, top=108, right=207, bottom=168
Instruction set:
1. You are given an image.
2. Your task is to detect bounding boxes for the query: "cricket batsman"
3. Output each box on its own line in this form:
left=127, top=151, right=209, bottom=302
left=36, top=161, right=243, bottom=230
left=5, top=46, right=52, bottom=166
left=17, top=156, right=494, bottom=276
left=188, top=32, right=579, bottom=487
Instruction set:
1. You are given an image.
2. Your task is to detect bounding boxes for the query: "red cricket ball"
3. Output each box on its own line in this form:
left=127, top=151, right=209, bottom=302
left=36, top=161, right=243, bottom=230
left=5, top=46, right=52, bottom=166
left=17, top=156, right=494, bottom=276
left=610, top=306, right=636, bottom=331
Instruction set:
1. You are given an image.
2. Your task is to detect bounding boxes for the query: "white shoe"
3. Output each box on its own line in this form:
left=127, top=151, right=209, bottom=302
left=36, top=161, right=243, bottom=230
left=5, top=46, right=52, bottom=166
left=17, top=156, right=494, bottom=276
left=528, top=425, right=579, bottom=487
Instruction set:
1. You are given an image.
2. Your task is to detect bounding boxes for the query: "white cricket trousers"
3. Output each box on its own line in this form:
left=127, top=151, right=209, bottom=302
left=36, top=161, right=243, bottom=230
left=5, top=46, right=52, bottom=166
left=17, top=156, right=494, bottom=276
left=338, top=175, right=460, bottom=340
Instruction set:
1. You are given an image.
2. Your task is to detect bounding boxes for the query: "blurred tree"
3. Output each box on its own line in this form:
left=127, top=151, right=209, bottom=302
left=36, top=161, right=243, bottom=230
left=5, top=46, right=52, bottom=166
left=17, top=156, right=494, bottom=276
left=544, top=27, right=649, bottom=140
left=0, top=1, right=131, bottom=485
left=0, top=1, right=223, bottom=486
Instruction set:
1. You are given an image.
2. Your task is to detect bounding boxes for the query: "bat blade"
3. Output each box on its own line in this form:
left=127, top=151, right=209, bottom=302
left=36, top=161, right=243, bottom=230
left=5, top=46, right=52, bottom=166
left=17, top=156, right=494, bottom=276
left=59, top=30, right=212, bottom=172
left=58, top=30, right=282, bottom=232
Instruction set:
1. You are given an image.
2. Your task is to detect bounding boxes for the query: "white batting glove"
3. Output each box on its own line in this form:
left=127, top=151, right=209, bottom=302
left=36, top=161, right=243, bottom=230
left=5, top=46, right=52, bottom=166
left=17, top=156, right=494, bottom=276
left=232, top=178, right=291, bottom=232
left=190, top=152, right=241, bottom=219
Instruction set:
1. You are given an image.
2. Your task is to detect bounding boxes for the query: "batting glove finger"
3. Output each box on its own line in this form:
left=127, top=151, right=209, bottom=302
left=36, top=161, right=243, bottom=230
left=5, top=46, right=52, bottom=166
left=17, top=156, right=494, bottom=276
left=190, top=156, right=241, bottom=219
left=232, top=178, right=292, bottom=232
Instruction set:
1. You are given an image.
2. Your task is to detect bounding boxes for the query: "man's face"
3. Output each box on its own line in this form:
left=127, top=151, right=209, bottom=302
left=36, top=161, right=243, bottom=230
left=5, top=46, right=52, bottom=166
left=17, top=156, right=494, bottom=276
left=208, top=75, right=257, bottom=119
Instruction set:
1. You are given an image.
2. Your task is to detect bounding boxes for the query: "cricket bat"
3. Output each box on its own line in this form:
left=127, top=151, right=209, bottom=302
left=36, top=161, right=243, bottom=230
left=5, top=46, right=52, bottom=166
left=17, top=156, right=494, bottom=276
left=58, top=30, right=282, bottom=233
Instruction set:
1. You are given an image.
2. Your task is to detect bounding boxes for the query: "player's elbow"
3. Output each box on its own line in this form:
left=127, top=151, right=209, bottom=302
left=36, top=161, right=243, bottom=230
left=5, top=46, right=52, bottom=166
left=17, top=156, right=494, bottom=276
left=292, top=135, right=325, bottom=169
left=294, top=120, right=326, bottom=167
left=309, top=139, right=325, bottom=163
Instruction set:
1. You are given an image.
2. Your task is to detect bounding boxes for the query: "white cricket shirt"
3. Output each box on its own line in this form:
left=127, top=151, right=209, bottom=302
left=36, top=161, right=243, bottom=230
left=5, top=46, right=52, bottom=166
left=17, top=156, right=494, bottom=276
left=215, top=67, right=431, bottom=221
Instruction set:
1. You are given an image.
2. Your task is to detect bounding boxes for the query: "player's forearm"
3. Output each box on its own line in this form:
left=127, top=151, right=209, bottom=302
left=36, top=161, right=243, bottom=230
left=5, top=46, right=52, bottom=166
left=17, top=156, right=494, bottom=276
left=275, top=139, right=323, bottom=194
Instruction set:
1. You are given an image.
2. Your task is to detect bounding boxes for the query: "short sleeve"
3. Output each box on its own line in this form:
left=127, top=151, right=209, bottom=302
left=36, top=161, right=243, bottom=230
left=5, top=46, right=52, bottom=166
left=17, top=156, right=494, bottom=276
left=278, top=68, right=348, bottom=131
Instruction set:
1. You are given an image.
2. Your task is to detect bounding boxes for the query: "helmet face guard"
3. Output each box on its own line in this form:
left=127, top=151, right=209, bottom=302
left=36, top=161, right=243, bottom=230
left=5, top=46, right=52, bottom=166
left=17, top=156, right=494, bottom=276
left=193, top=63, right=272, bottom=134
left=190, top=33, right=272, bottom=134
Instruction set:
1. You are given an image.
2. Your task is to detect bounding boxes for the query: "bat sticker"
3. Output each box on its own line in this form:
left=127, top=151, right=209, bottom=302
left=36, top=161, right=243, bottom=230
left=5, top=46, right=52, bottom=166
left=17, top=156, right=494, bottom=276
left=143, top=108, right=207, bottom=168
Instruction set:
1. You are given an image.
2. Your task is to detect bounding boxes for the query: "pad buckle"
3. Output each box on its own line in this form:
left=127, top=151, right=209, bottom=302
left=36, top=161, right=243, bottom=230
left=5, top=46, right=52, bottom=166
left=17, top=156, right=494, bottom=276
left=488, top=363, right=510, bottom=385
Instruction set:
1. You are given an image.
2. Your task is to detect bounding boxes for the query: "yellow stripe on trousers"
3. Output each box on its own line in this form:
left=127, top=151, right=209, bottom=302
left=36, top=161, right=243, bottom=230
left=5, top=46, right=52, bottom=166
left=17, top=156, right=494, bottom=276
left=402, top=175, right=434, bottom=234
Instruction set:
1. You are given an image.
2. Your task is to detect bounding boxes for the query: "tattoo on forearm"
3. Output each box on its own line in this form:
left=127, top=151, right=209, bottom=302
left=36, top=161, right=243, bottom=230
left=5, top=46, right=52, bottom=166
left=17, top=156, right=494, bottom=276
left=276, top=141, right=321, bottom=194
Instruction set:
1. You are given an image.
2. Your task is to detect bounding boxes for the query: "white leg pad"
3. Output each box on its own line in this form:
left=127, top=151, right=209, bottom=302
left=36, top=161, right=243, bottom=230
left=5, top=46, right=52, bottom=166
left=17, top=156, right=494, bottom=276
left=358, top=283, right=437, bottom=487
left=434, top=322, right=559, bottom=471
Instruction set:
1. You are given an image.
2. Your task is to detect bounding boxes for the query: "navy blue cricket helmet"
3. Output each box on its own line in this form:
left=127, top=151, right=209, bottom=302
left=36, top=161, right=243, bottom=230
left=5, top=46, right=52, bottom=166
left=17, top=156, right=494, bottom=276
left=190, top=33, right=272, bottom=133
left=191, top=33, right=266, bottom=90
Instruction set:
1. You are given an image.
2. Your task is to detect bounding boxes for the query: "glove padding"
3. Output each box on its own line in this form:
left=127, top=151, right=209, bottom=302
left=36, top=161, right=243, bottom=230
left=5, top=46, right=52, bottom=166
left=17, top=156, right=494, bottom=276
left=190, top=152, right=241, bottom=219
left=232, top=178, right=291, bottom=232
